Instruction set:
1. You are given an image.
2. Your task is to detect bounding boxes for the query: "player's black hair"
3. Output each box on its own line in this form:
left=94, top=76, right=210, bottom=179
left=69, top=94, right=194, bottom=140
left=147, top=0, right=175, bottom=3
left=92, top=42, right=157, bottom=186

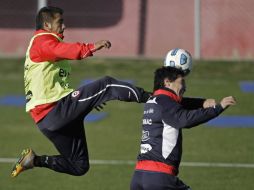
left=36, top=6, right=63, bottom=30
left=153, top=66, right=185, bottom=91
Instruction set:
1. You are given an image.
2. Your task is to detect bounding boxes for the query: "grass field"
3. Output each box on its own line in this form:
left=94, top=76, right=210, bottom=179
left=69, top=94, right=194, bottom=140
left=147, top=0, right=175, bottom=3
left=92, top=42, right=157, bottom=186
left=0, top=58, right=254, bottom=190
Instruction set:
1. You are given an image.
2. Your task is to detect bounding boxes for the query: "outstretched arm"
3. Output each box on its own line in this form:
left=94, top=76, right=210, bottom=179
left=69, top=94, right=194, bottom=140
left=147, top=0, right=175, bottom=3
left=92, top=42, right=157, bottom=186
left=162, top=96, right=236, bottom=129
left=30, top=34, right=111, bottom=62
left=181, top=97, right=216, bottom=109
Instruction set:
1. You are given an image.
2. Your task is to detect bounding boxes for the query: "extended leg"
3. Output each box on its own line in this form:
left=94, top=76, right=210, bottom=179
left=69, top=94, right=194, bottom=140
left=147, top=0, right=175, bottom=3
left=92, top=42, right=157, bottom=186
left=41, top=76, right=150, bottom=132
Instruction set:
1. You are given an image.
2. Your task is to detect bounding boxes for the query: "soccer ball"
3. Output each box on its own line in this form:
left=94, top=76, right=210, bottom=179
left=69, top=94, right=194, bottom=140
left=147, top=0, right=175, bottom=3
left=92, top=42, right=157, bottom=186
left=164, top=48, right=192, bottom=75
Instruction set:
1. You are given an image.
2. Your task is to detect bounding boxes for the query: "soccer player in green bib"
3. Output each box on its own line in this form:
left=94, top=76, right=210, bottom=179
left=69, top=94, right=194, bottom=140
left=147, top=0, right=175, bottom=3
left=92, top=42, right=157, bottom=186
left=11, top=6, right=150, bottom=177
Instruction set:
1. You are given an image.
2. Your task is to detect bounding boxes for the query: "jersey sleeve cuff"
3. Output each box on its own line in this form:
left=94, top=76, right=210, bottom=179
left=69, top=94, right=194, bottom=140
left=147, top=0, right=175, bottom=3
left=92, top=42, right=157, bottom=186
left=88, top=43, right=96, bottom=53
left=214, top=104, right=224, bottom=115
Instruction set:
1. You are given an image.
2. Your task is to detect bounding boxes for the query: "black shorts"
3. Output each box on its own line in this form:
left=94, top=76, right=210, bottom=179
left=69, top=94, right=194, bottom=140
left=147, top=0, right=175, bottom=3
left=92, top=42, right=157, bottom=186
left=130, top=170, right=191, bottom=190
left=36, top=76, right=147, bottom=175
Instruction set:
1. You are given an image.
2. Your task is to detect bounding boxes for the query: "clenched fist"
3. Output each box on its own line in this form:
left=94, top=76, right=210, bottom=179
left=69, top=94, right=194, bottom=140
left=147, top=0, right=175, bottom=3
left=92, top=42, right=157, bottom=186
left=94, top=40, right=111, bottom=51
left=220, top=96, right=236, bottom=109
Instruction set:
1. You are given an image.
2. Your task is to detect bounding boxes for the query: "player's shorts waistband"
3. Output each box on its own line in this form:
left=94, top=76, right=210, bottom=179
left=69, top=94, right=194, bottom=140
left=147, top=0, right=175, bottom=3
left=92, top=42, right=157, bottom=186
left=135, top=160, right=178, bottom=176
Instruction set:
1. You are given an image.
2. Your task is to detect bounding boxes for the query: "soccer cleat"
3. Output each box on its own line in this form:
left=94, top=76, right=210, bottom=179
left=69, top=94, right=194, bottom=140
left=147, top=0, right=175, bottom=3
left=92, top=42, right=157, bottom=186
left=11, top=148, right=35, bottom=177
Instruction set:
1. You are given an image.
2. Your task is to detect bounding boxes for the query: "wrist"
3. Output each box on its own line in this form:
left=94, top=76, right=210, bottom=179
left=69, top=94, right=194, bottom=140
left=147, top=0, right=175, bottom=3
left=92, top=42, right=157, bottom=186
left=215, top=104, right=224, bottom=114
left=89, top=43, right=96, bottom=53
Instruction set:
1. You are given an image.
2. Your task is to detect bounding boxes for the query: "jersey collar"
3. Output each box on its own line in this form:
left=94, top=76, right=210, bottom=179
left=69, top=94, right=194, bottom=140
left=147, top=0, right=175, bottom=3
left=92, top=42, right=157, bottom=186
left=153, top=88, right=182, bottom=103
left=34, top=29, right=64, bottom=39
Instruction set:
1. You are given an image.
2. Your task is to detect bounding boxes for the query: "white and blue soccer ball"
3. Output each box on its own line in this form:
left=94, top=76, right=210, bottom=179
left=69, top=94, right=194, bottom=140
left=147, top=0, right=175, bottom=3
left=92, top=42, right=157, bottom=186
left=164, top=48, right=192, bottom=75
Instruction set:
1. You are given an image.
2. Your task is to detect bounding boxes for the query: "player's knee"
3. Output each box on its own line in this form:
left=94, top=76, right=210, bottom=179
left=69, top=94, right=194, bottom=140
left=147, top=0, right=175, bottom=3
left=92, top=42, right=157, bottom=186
left=75, top=165, right=89, bottom=176
left=103, top=76, right=116, bottom=84
left=72, top=160, right=90, bottom=176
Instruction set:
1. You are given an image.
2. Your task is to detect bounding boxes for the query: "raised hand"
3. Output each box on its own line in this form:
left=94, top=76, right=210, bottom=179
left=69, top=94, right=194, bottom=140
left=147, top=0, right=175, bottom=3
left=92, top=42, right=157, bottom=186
left=220, top=96, right=236, bottom=109
left=94, top=40, right=111, bottom=51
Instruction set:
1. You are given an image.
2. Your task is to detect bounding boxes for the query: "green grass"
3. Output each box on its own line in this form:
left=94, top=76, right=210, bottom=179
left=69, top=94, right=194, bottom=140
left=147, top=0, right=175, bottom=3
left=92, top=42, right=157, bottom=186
left=0, top=58, right=254, bottom=190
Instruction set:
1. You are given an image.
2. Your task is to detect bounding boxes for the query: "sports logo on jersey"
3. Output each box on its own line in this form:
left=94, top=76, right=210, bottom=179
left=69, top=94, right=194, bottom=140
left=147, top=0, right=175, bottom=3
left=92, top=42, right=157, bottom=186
left=71, top=90, right=80, bottom=98
left=142, top=130, right=150, bottom=141
left=140, top=144, right=152, bottom=154
left=143, top=118, right=152, bottom=125
left=144, top=108, right=154, bottom=114
left=25, top=90, right=33, bottom=103
left=147, top=97, right=157, bottom=104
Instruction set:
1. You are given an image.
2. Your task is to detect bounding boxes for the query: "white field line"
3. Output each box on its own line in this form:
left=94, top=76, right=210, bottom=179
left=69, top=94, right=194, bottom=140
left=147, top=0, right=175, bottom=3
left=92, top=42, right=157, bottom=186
left=0, top=158, right=254, bottom=169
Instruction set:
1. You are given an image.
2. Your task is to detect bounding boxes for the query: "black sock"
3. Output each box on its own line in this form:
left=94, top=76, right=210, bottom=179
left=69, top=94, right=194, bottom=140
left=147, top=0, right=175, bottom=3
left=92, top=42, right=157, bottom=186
left=34, top=155, right=50, bottom=167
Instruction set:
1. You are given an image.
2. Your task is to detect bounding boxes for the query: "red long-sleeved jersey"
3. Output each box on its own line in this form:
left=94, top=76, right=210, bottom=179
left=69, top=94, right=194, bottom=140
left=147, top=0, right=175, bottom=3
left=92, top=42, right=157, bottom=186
left=29, top=30, right=96, bottom=123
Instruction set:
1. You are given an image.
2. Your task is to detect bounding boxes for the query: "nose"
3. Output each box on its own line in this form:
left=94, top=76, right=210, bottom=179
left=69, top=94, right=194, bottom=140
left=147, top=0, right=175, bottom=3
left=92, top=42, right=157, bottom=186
left=62, top=23, right=66, bottom=30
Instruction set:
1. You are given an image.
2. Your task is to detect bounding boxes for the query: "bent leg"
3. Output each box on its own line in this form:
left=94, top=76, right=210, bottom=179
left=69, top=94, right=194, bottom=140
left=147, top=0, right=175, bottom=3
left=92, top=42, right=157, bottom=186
left=36, top=118, right=89, bottom=176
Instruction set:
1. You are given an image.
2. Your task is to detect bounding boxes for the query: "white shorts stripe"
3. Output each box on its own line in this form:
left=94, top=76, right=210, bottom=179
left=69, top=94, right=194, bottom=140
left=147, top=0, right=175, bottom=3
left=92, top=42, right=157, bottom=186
left=78, top=84, right=139, bottom=102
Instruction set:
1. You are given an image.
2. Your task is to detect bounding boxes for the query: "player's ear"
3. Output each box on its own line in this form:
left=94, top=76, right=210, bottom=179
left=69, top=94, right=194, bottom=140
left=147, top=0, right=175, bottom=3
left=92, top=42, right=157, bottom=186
left=164, top=78, right=171, bottom=88
left=43, top=22, right=52, bottom=31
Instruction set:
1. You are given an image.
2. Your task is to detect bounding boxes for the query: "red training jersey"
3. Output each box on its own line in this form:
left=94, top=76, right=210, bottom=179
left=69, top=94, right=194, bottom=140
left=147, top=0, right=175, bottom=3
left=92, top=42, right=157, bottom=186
left=28, top=29, right=96, bottom=123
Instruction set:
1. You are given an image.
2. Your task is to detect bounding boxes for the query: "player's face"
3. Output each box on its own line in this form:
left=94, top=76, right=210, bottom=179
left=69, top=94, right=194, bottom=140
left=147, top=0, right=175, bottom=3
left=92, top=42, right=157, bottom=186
left=48, top=13, right=65, bottom=34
